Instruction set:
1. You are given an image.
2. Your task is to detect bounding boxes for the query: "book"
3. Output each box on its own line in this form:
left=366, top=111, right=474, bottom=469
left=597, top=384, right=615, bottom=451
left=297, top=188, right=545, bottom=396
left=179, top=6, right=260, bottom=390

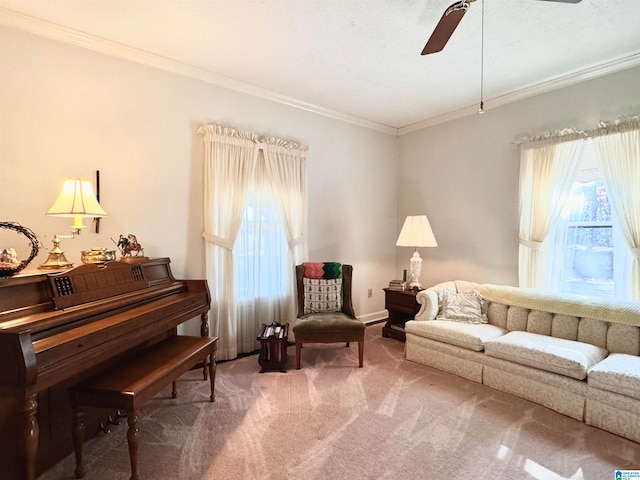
left=388, top=279, right=406, bottom=291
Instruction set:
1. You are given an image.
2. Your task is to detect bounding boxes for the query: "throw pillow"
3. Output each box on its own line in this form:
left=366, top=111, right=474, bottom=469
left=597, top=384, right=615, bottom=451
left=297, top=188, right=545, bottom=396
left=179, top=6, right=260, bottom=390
left=302, top=262, right=343, bottom=279
left=321, top=262, right=342, bottom=279
left=437, top=291, right=487, bottom=324
left=302, top=262, right=325, bottom=279
left=303, top=278, right=342, bottom=314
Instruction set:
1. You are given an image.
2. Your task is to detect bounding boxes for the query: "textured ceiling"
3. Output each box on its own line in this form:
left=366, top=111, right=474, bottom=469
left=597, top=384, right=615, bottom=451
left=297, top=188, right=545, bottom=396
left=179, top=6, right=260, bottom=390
left=1, top=0, right=640, bottom=131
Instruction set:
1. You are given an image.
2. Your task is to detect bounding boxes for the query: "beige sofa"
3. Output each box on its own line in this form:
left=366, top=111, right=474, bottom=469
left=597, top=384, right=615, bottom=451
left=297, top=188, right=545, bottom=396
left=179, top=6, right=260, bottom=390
left=404, top=280, right=640, bottom=443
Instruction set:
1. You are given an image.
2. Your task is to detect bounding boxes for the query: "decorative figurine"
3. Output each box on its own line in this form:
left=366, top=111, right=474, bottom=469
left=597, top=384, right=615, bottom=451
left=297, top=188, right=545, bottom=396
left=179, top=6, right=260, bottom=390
left=0, top=248, right=18, bottom=266
left=112, top=234, right=145, bottom=257
left=0, top=222, right=41, bottom=276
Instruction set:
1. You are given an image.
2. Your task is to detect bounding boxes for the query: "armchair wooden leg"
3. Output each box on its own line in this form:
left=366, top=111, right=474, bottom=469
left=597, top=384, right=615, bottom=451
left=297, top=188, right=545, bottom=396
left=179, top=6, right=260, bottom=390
left=357, top=339, right=364, bottom=368
left=296, top=342, right=302, bottom=369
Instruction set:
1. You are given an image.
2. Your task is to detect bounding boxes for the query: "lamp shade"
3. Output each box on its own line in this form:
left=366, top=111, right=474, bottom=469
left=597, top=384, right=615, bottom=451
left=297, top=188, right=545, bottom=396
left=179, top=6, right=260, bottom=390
left=396, top=215, right=437, bottom=248
left=46, top=178, right=107, bottom=218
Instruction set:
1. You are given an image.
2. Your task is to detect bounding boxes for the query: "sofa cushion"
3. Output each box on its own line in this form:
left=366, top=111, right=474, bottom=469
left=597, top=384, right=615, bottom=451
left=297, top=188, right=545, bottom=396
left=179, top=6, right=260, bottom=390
left=484, top=331, right=608, bottom=380
left=404, top=320, right=506, bottom=352
left=437, top=291, right=487, bottom=324
left=607, top=323, right=640, bottom=355
left=588, top=353, right=640, bottom=401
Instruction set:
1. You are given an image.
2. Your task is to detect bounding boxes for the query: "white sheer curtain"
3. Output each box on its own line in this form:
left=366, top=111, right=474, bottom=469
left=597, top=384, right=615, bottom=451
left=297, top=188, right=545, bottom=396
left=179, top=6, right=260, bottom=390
left=199, top=125, right=259, bottom=360
left=518, top=135, right=585, bottom=289
left=261, top=137, right=309, bottom=331
left=199, top=125, right=308, bottom=360
left=592, top=117, right=640, bottom=300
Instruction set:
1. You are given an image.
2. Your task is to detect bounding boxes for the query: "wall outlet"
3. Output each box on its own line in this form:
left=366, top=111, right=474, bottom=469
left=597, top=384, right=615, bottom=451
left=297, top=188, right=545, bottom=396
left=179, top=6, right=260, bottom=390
left=367, top=288, right=372, bottom=298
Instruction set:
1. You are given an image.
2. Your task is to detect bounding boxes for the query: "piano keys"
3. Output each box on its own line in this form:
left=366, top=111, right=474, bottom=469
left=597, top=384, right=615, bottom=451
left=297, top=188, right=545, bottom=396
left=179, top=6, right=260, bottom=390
left=0, top=258, right=210, bottom=480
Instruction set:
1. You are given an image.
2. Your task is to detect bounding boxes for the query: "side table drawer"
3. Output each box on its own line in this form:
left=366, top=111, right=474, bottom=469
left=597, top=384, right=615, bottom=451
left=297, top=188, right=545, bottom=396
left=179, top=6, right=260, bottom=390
left=386, top=295, right=420, bottom=314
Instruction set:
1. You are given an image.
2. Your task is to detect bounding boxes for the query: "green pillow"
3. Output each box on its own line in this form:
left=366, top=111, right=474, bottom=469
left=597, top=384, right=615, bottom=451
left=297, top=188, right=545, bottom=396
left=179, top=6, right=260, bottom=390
left=322, top=262, right=342, bottom=279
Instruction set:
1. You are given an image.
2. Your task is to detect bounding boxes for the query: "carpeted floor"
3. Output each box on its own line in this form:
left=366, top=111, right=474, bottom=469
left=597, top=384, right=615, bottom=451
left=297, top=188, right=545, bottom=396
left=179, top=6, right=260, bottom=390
left=39, top=323, right=640, bottom=480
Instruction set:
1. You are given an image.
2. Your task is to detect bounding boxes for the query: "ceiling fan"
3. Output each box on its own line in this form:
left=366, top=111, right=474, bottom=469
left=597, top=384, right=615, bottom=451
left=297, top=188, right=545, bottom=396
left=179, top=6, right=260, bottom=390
left=421, top=0, right=582, bottom=55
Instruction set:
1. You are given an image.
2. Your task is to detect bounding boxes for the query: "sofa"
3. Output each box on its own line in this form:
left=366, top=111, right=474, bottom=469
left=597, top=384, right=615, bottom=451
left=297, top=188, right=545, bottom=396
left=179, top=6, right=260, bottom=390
left=404, top=280, right=640, bottom=443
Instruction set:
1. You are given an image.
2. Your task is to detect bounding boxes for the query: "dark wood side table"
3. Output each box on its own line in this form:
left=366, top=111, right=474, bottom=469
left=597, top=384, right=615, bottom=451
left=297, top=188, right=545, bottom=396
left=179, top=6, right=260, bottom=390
left=257, top=322, right=289, bottom=373
left=383, top=288, right=421, bottom=342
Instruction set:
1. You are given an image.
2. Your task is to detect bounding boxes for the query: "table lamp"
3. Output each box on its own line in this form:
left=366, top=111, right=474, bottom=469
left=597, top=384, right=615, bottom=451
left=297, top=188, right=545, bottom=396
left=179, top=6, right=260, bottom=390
left=396, top=215, right=437, bottom=288
left=39, top=178, right=107, bottom=269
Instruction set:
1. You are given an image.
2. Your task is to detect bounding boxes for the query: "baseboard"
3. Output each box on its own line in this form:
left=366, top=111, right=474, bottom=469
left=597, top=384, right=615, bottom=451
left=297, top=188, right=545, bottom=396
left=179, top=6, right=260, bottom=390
left=358, top=310, right=388, bottom=326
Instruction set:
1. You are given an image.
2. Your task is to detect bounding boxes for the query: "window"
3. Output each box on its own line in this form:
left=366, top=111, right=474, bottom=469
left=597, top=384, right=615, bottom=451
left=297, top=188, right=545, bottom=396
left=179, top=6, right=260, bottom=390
left=549, top=145, right=629, bottom=299
left=201, top=124, right=308, bottom=360
left=234, top=190, right=288, bottom=302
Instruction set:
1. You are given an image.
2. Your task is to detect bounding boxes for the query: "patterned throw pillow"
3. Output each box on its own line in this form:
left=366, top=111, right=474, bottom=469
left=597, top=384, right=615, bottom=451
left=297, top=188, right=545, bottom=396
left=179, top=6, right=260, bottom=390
left=303, top=278, right=343, bottom=314
left=437, top=291, right=487, bottom=324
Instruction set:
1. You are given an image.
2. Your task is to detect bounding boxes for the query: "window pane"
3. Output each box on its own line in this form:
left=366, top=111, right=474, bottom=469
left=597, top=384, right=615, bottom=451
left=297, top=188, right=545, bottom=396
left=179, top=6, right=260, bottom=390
left=560, top=180, right=614, bottom=298
left=566, top=180, right=611, bottom=223
left=234, top=193, right=287, bottom=302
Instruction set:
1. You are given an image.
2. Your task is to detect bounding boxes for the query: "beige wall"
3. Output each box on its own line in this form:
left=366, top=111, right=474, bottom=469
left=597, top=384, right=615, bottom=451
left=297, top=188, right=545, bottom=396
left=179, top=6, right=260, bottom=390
left=3, top=24, right=638, bottom=328
left=0, top=26, right=398, bottom=326
left=397, top=65, right=640, bottom=288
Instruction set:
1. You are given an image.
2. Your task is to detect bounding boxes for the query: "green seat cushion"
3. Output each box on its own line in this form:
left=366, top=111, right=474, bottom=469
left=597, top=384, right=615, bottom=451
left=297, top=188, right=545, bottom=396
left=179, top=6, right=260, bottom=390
left=293, top=314, right=365, bottom=335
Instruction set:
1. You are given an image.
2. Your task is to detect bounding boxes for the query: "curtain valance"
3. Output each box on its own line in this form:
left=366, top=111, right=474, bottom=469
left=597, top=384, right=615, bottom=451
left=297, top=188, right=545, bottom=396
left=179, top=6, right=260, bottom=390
left=516, top=128, right=587, bottom=149
left=198, top=124, right=309, bottom=153
left=260, top=136, right=309, bottom=156
left=592, top=115, right=640, bottom=137
left=516, top=114, right=640, bottom=149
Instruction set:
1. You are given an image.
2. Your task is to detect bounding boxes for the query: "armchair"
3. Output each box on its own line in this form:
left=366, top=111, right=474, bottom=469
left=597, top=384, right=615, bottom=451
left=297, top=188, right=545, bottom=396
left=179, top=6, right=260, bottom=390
left=293, top=263, right=365, bottom=369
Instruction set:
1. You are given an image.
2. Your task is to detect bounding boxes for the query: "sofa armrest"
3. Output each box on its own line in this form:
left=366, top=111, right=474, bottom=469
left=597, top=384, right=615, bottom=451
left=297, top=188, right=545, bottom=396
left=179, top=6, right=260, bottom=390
left=415, top=289, right=439, bottom=320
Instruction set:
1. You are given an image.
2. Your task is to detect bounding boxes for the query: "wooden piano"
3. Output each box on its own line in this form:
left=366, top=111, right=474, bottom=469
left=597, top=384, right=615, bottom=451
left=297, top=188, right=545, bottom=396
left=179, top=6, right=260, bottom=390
left=0, top=257, right=211, bottom=480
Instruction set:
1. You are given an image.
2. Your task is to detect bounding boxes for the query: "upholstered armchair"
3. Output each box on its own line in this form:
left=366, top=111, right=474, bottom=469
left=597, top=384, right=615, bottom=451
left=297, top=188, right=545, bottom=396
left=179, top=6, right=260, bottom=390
left=293, top=262, right=365, bottom=369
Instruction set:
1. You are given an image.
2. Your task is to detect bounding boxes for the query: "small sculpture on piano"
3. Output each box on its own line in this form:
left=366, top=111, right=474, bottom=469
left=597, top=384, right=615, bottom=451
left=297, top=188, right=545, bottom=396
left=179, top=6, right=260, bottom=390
left=0, top=247, right=18, bottom=266
left=0, top=221, right=40, bottom=276
left=113, top=234, right=145, bottom=257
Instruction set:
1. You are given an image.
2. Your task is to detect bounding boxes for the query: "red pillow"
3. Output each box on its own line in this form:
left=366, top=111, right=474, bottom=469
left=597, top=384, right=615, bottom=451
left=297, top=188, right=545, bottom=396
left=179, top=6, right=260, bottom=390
left=302, top=262, right=324, bottom=279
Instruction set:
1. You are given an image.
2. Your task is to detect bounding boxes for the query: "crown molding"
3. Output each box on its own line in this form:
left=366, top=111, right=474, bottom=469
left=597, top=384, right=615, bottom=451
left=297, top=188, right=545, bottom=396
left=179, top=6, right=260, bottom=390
left=3, top=7, right=638, bottom=138
left=0, top=7, right=398, bottom=136
left=397, top=52, right=640, bottom=136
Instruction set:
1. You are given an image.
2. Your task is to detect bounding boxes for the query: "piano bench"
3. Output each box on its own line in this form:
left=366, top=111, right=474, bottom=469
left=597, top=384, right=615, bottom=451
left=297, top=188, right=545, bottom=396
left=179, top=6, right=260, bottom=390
left=69, top=335, right=218, bottom=480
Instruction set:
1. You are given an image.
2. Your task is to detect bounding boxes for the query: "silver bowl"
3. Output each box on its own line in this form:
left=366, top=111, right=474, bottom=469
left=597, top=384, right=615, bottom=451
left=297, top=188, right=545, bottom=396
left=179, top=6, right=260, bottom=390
left=81, top=248, right=116, bottom=264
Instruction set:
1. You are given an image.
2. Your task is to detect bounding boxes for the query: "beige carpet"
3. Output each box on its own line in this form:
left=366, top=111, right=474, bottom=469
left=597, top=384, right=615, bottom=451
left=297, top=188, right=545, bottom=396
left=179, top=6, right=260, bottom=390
left=39, top=323, right=640, bottom=480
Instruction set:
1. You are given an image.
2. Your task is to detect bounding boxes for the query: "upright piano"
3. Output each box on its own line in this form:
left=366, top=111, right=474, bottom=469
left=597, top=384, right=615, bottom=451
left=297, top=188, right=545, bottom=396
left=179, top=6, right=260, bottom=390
left=0, top=258, right=211, bottom=480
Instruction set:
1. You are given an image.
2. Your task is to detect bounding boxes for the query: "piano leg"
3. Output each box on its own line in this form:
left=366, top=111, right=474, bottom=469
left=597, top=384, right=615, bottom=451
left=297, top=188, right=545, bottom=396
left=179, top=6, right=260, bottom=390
left=21, top=395, right=38, bottom=480
left=71, top=392, right=86, bottom=479
left=208, top=351, right=216, bottom=402
left=201, top=312, right=210, bottom=380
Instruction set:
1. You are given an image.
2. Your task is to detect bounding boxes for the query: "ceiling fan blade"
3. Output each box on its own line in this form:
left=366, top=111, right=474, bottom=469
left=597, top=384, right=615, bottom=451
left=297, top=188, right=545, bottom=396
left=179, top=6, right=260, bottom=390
left=421, top=1, right=470, bottom=55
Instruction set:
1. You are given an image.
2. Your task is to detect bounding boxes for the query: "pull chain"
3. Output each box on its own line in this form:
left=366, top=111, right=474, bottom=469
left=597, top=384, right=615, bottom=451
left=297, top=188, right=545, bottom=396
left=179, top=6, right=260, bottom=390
left=479, top=0, right=485, bottom=114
